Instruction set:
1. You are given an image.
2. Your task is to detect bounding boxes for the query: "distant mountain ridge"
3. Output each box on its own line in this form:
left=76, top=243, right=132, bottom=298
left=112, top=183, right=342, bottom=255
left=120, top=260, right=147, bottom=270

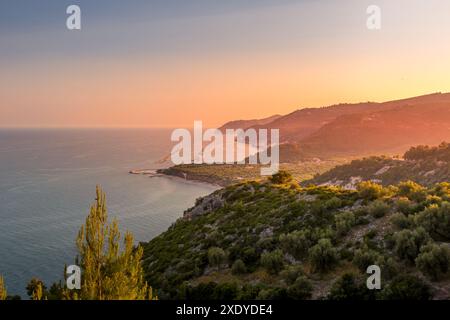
left=219, top=114, right=281, bottom=131
left=220, top=93, right=450, bottom=161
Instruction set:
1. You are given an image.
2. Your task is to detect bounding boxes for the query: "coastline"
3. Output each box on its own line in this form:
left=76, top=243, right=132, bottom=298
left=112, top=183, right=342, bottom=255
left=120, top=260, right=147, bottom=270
left=129, top=167, right=226, bottom=188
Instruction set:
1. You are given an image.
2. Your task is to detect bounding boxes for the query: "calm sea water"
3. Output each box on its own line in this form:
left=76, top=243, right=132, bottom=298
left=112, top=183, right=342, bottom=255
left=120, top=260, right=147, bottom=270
left=0, top=128, right=218, bottom=298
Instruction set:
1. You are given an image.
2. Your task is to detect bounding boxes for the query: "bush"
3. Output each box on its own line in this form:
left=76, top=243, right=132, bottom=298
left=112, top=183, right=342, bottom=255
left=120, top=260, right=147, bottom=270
left=379, top=257, right=400, bottom=281
left=257, top=287, right=288, bottom=300
left=325, top=197, right=343, bottom=210
left=208, top=247, right=227, bottom=270
left=270, top=170, right=293, bottom=184
left=279, top=230, right=312, bottom=259
left=260, top=250, right=284, bottom=274
left=309, top=239, right=339, bottom=273
left=393, top=228, right=430, bottom=263
left=352, top=248, right=383, bottom=272
left=381, top=275, right=432, bottom=300
left=357, top=181, right=384, bottom=200
left=231, top=259, right=247, bottom=275
left=397, top=181, right=427, bottom=202
left=390, top=212, right=413, bottom=230
left=414, top=202, right=450, bottom=241
left=396, top=197, right=414, bottom=215
left=327, top=273, right=375, bottom=300
left=415, top=243, right=450, bottom=280
left=334, top=211, right=356, bottom=236
left=286, top=276, right=313, bottom=300
left=368, top=200, right=390, bottom=218
left=280, top=266, right=304, bottom=284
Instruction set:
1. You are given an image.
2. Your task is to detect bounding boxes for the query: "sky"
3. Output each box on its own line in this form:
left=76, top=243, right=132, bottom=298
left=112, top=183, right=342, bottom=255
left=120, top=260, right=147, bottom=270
left=1, top=0, right=450, bottom=128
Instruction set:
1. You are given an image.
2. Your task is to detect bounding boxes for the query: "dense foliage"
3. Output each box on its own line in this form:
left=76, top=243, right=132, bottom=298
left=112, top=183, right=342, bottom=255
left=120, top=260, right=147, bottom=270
left=142, top=174, right=450, bottom=300
left=306, top=142, right=450, bottom=187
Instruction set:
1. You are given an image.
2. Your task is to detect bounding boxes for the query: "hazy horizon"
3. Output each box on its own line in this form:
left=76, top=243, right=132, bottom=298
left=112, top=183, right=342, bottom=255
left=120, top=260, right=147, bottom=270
left=2, top=0, right=450, bottom=128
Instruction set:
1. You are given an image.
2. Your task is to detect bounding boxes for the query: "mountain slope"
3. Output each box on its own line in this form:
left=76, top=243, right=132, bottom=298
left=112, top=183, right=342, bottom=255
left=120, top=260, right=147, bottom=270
left=299, top=97, right=450, bottom=157
left=242, top=93, right=450, bottom=161
left=219, top=114, right=281, bottom=131
left=142, top=177, right=450, bottom=300
left=304, top=143, right=450, bottom=187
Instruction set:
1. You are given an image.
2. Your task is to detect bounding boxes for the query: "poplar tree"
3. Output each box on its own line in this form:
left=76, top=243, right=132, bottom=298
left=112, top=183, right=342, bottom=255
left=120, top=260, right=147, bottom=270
left=65, top=186, right=156, bottom=300
left=0, top=275, right=7, bottom=300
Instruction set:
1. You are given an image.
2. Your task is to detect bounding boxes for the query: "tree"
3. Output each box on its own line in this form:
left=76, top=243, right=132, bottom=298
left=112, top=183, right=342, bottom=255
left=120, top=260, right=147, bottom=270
left=65, top=186, right=156, bottom=300
left=309, top=239, right=339, bottom=273
left=415, top=243, right=450, bottom=280
left=26, top=278, right=47, bottom=300
left=0, top=275, right=7, bottom=300
left=260, top=250, right=284, bottom=274
left=208, top=247, right=226, bottom=270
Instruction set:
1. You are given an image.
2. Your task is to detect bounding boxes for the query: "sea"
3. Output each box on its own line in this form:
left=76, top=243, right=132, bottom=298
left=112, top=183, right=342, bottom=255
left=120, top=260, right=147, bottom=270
left=0, top=128, right=218, bottom=298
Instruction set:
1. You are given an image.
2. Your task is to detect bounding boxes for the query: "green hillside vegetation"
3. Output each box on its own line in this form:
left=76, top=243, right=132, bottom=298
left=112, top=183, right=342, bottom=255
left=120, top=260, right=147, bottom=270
left=142, top=171, right=450, bottom=300
left=305, top=143, right=450, bottom=187
left=158, top=159, right=347, bottom=187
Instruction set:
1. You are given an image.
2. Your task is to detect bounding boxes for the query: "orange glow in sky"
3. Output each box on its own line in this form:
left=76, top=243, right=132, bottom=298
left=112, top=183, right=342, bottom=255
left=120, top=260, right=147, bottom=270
left=1, top=0, right=450, bottom=128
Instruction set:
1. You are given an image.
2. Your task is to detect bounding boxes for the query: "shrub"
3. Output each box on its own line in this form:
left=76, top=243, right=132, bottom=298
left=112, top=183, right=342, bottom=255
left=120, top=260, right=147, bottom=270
left=231, top=259, right=247, bottom=275
left=381, top=275, right=432, bottom=300
left=309, top=239, right=339, bottom=273
left=393, top=228, right=430, bottom=263
left=327, top=273, right=375, bottom=300
left=334, top=211, right=356, bottom=236
left=257, top=287, right=288, bottom=300
left=352, top=248, right=383, bottom=272
left=325, top=197, right=343, bottom=210
left=208, top=247, right=227, bottom=270
left=397, top=181, right=427, bottom=202
left=415, top=243, right=450, bottom=280
left=260, top=250, right=284, bottom=275
left=368, top=200, right=390, bottom=218
left=212, top=282, right=240, bottom=300
left=379, top=257, right=400, bottom=281
left=357, top=181, right=384, bottom=200
left=396, top=197, right=414, bottom=215
left=390, top=212, right=413, bottom=230
left=286, top=276, right=313, bottom=300
left=414, top=202, right=450, bottom=241
left=280, top=266, right=304, bottom=284
left=279, top=230, right=312, bottom=259
left=270, top=170, right=293, bottom=184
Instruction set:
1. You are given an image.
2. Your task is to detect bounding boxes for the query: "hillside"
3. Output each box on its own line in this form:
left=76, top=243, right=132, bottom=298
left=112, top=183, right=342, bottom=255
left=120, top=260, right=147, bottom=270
left=157, top=159, right=345, bottom=186
left=231, top=93, right=450, bottom=161
left=219, top=114, right=281, bottom=131
left=305, top=143, right=450, bottom=188
left=142, top=174, right=450, bottom=300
